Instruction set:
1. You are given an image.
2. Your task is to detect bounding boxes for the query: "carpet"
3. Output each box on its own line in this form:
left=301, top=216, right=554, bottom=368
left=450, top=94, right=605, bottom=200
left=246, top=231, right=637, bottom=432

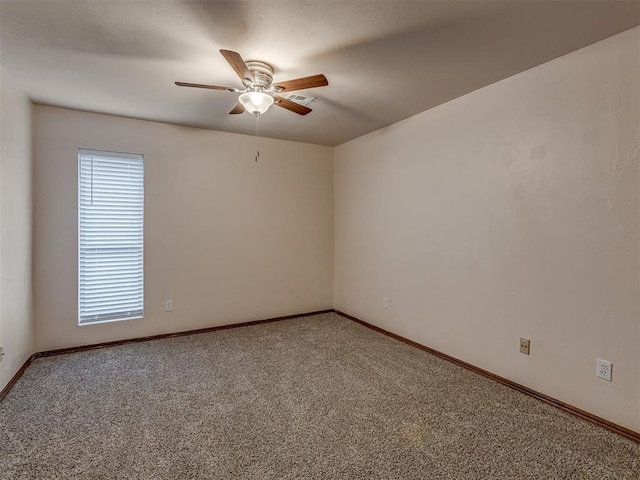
left=1, top=313, right=638, bottom=479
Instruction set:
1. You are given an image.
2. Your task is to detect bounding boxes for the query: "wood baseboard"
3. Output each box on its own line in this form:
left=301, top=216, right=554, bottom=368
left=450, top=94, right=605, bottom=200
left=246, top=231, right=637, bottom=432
left=35, top=309, right=334, bottom=358
left=334, top=309, right=640, bottom=444
left=0, top=309, right=333, bottom=400
left=0, top=355, right=34, bottom=402
left=4, top=307, right=638, bottom=443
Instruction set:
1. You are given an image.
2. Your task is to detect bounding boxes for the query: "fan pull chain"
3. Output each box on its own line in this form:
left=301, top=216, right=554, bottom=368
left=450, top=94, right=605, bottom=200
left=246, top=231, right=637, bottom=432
left=255, top=113, right=260, bottom=162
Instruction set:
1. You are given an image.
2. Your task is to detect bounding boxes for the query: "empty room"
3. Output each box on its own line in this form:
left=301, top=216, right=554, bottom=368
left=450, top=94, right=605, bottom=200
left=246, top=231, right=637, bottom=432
left=0, top=1, right=638, bottom=478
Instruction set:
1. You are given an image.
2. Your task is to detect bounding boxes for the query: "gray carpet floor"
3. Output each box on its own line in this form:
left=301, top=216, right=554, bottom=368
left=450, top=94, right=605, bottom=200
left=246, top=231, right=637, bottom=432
left=1, top=313, right=638, bottom=479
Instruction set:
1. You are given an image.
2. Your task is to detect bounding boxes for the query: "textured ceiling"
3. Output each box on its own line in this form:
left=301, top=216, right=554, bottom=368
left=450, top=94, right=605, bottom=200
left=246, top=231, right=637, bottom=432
left=1, top=1, right=638, bottom=146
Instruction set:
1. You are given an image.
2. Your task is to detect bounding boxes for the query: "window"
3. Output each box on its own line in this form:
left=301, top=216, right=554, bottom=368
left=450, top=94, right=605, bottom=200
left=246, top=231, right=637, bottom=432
left=78, top=149, right=144, bottom=325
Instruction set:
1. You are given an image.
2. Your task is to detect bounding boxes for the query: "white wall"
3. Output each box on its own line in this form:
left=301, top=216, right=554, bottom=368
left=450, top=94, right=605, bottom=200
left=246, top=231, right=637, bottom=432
left=334, top=27, right=639, bottom=431
left=0, top=67, right=34, bottom=391
left=34, top=106, right=333, bottom=351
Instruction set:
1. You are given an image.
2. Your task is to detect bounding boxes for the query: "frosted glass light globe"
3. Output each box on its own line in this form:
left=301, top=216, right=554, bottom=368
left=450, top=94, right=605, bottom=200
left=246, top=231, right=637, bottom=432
left=239, top=92, right=274, bottom=115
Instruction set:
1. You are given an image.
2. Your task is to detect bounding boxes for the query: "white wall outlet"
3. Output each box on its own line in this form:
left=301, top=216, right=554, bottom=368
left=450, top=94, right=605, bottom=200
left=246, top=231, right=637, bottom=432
left=0, top=344, right=4, bottom=361
left=165, top=299, right=173, bottom=312
left=597, top=359, right=612, bottom=381
left=519, top=338, right=530, bottom=355
left=382, top=297, right=389, bottom=309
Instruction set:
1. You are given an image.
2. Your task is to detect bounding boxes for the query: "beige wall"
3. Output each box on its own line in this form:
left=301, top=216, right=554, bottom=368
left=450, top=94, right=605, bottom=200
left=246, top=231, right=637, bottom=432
left=0, top=67, right=34, bottom=390
left=334, top=27, right=639, bottom=431
left=34, top=106, right=333, bottom=351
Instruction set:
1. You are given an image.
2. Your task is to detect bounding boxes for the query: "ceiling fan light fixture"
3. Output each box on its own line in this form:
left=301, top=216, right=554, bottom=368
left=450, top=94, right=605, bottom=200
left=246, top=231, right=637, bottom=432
left=239, top=91, right=274, bottom=115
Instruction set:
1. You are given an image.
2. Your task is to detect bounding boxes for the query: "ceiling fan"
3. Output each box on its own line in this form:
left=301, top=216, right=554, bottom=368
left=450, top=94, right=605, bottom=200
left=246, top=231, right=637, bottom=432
left=175, top=50, right=329, bottom=116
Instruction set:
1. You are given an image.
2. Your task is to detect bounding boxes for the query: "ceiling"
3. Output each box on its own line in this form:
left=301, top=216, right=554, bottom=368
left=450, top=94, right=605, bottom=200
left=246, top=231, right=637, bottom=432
left=1, top=1, right=638, bottom=146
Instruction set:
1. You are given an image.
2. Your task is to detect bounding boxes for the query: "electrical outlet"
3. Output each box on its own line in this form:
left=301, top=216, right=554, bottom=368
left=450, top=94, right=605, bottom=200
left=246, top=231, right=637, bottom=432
left=165, top=299, right=173, bottom=312
left=0, top=344, right=4, bottom=361
left=519, top=338, right=530, bottom=355
left=597, top=359, right=612, bottom=381
left=382, top=297, right=389, bottom=309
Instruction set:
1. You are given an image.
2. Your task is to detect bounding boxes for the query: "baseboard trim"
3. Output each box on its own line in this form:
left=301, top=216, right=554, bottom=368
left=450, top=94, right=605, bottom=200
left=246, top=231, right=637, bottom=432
left=5, top=308, right=638, bottom=443
left=334, top=309, right=640, bottom=443
left=1, top=309, right=333, bottom=401
left=35, top=309, right=334, bottom=358
left=0, top=355, right=35, bottom=402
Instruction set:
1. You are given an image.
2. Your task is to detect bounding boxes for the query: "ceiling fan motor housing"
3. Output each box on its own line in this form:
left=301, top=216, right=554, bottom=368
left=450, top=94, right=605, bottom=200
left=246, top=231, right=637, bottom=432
left=245, top=61, right=274, bottom=89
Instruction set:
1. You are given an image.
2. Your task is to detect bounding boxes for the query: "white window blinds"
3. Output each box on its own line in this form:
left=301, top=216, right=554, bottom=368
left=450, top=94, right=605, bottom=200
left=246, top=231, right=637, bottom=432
left=78, top=149, right=144, bottom=325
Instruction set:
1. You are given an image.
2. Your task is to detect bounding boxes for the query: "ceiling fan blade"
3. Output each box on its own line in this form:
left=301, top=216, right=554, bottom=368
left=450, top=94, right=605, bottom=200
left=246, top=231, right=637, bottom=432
left=229, top=103, right=245, bottom=115
left=273, top=95, right=312, bottom=115
left=220, top=49, right=253, bottom=84
left=175, top=81, right=237, bottom=92
left=272, top=74, right=328, bottom=92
